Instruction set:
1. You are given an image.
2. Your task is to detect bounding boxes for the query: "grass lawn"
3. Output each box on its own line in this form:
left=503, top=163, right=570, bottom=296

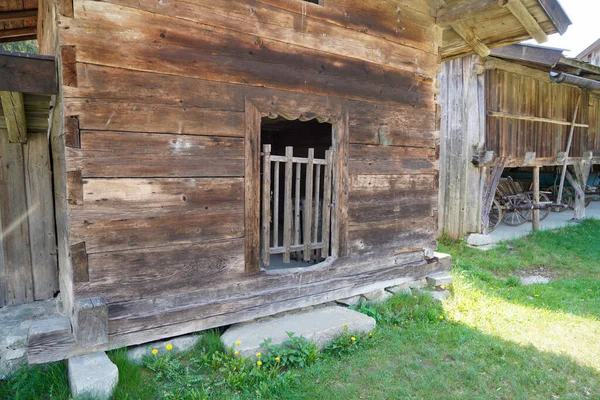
left=2, top=219, right=600, bottom=399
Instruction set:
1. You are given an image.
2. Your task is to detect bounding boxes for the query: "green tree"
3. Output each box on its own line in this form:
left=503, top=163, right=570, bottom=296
left=0, top=40, right=38, bottom=54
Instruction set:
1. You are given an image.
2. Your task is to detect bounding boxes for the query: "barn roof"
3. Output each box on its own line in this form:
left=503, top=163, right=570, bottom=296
left=577, top=38, right=600, bottom=60
left=433, top=0, right=570, bottom=60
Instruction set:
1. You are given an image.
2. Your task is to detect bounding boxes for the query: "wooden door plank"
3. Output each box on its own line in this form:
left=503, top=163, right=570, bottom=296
left=261, top=145, right=271, bottom=268
left=1, top=91, right=27, bottom=144
left=0, top=128, right=34, bottom=305
left=283, top=147, right=293, bottom=263
left=244, top=101, right=261, bottom=272
left=303, top=149, right=314, bottom=262
left=24, top=132, right=58, bottom=300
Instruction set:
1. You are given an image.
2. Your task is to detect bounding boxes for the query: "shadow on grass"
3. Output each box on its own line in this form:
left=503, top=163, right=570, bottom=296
left=281, top=321, right=600, bottom=400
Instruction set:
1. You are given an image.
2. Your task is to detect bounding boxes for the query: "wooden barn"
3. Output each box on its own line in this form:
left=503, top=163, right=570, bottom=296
left=1, top=0, right=569, bottom=366
left=438, top=41, right=600, bottom=239
left=578, top=38, right=600, bottom=67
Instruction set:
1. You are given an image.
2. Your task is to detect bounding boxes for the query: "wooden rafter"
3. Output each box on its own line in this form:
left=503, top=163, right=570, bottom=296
left=450, top=22, right=490, bottom=57
left=0, top=9, right=37, bottom=23
left=0, top=27, right=37, bottom=41
left=502, top=0, right=548, bottom=43
left=437, top=0, right=504, bottom=27
left=0, top=52, right=57, bottom=95
left=0, top=91, right=27, bottom=143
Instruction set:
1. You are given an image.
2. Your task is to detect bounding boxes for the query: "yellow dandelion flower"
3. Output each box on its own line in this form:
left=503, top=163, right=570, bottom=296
left=166, top=343, right=173, bottom=351
left=256, top=352, right=262, bottom=358
left=351, top=337, right=356, bottom=341
left=234, top=351, right=239, bottom=356
left=534, top=294, right=540, bottom=297
left=439, top=316, right=444, bottom=320
left=275, top=357, right=280, bottom=362
left=257, top=360, right=262, bottom=366
left=343, top=323, right=348, bottom=327
left=235, top=340, right=241, bottom=345
left=151, top=348, right=158, bottom=355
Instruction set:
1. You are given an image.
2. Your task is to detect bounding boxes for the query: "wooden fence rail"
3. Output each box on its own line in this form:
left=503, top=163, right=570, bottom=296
left=261, top=145, right=333, bottom=268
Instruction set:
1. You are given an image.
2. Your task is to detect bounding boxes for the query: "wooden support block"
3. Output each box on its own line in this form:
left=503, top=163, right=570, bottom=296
left=0, top=91, right=27, bottom=143
left=27, top=317, right=75, bottom=364
left=71, top=242, right=89, bottom=283
left=60, top=46, right=77, bottom=87
left=65, top=115, right=81, bottom=148
left=67, top=170, right=83, bottom=205
left=450, top=22, right=490, bottom=57
left=503, top=0, right=548, bottom=44
left=74, top=297, right=109, bottom=347
left=524, top=152, right=536, bottom=164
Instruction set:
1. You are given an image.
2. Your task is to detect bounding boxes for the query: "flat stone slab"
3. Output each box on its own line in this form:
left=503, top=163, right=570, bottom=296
left=467, top=234, right=493, bottom=247
left=386, top=282, right=411, bottom=295
left=68, top=352, right=118, bottom=400
left=361, top=289, right=393, bottom=304
left=128, top=333, right=201, bottom=364
left=335, top=295, right=362, bottom=307
left=426, top=272, right=454, bottom=287
left=520, top=275, right=551, bottom=285
left=221, top=306, right=376, bottom=358
left=416, top=289, right=451, bottom=302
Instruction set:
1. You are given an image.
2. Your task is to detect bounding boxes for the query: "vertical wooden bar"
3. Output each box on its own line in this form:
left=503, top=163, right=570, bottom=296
left=533, top=166, right=540, bottom=231
left=261, top=144, right=271, bottom=268
left=321, top=150, right=333, bottom=259
left=294, top=163, right=301, bottom=248
left=303, top=148, right=314, bottom=261
left=273, top=161, right=280, bottom=248
left=283, top=147, right=293, bottom=263
left=245, top=101, right=261, bottom=272
left=312, top=164, right=321, bottom=257
left=331, top=110, right=349, bottom=258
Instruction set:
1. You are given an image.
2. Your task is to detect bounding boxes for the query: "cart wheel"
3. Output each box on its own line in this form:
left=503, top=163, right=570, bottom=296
left=549, top=187, right=571, bottom=212
left=487, top=199, right=503, bottom=233
left=557, top=187, right=574, bottom=212
left=522, top=193, right=550, bottom=222
left=503, top=196, right=529, bottom=226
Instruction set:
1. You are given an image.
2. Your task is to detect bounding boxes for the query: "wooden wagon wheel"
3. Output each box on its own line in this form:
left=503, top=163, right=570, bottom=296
left=502, top=196, right=528, bottom=226
left=522, top=193, right=551, bottom=222
left=487, top=199, right=503, bottom=233
left=548, top=186, right=572, bottom=213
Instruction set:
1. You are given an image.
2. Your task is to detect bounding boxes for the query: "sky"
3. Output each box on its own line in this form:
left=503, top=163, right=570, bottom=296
left=523, top=0, right=600, bottom=57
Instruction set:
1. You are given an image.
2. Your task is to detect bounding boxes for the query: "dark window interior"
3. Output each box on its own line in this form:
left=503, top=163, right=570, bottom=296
left=303, top=0, right=322, bottom=5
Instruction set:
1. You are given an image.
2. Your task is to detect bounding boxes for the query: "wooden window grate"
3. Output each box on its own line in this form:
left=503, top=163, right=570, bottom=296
left=261, top=145, right=333, bottom=267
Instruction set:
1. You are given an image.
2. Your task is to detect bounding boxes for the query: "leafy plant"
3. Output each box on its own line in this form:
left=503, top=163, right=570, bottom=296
left=260, top=332, right=320, bottom=369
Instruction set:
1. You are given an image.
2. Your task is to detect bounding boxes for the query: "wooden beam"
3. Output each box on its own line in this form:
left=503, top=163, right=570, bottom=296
left=538, top=0, right=571, bottom=35
left=502, top=0, right=548, bottom=44
left=244, top=100, right=261, bottom=273
left=559, top=57, right=600, bottom=77
left=0, top=35, right=36, bottom=44
left=0, top=27, right=37, bottom=41
left=0, top=9, right=37, bottom=23
left=487, top=111, right=589, bottom=128
left=485, top=57, right=552, bottom=83
left=0, top=52, right=57, bottom=95
left=437, top=0, right=503, bottom=27
left=0, top=91, right=27, bottom=143
left=450, top=22, right=490, bottom=57
left=532, top=166, right=540, bottom=231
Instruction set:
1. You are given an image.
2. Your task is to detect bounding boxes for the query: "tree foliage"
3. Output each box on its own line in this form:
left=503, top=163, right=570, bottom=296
left=0, top=40, right=38, bottom=54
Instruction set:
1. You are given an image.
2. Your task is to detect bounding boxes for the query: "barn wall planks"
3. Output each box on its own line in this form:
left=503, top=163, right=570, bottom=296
left=438, top=56, right=486, bottom=240
left=50, top=0, right=443, bottom=351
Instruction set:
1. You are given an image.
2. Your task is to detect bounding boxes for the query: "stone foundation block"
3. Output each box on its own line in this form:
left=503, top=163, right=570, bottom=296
left=128, top=333, right=201, bottom=364
left=336, top=295, right=362, bottom=307
left=361, top=289, right=393, bottom=304
left=467, top=234, right=492, bottom=247
left=426, top=272, right=454, bottom=287
left=68, top=352, right=118, bottom=400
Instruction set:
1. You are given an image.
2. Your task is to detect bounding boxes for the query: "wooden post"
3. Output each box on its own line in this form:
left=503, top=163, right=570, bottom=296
left=294, top=163, right=301, bottom=249
left=283, top=147, right=293, bottom=263
left=273, top=161, right=280, bottom=248
left=321, top=150, right=333, bottom=258
left=303, top=148, right=314, bottom=262
left=481, top=157, right=506, bottom=233
left=556, top=94, right=581, bottom=205
left=532, top=166, right=540, bottom=231
left=312, top=164, right=321, bottom=258
left=261, top=144, right=271, bottom=268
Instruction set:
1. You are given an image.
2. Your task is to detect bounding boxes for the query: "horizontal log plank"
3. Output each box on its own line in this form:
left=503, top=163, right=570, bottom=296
left=60, top=2, right=435, bottom=107
left=65, top=99, right=245, bottom=137
left=488, top=110, right=589, bottom=128
left=0, top=52, right=56, bottom=95
left=348, top=144, right=436, bottom=175
left=66, top=131, right=244, bottom=177
left=0, top=9, right=38, bottom=23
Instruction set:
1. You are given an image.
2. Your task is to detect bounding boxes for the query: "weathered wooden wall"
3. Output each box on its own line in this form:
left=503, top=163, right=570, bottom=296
left=485, top=68, right=599, bottom=160
left=0, top=100, right=57, bottom=307
left=44, top=0, right=443, bottom=348
left=580, top=47, right=600, bottom=68
left=438, top=56, right=485, bottom=239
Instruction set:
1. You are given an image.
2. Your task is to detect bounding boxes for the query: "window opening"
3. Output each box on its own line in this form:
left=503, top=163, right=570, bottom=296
left=302, top=0, right=323, bottom=5
left=260, top=117, right=333, bottom=270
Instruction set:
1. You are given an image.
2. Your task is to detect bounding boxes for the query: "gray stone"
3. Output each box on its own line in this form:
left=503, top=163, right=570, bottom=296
left=128, top=333, right=201, bottom=364
left=467, top=234, right=493, bottom=247
left=426, top=272, right=454, bottom=287
left=433, top=252, right=452, bottom=268
left=74, top=298, right=108, bottom=347
left=409, top=278, right=428, bottom=289
left=336, top=295, right=362, bottom=307
left=520, top=275, right=551, bottom=285
left=361, top=289, right=393, bottom=304
left=221, top=306, right=376, bottom=358
left=68, top=352, right=118, bottom=400
left=422, top=289, right=451, bottom=302
left=386, top=285, right=412, bottom=295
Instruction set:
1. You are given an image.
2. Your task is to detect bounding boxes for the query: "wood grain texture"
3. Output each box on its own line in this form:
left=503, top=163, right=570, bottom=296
left=244, top=101, right=261, bottom=272
left=0, top=53, right=57, bottom=94
left=66, top=131, right=244, bottom=178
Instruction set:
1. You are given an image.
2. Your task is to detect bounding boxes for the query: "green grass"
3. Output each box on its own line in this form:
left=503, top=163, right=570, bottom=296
left=2, top=219, right=600, bottom=399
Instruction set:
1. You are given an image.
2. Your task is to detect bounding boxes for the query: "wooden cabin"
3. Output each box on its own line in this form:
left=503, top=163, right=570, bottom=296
left=578, top=39, right=600, bottom=67
left=1, top=0, right=569, bottom=366
left=439, top=42, right=600, bottom=239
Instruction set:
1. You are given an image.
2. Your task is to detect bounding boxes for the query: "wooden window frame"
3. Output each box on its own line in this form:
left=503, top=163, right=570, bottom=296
left=244, top=99, right=348, bottom=273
